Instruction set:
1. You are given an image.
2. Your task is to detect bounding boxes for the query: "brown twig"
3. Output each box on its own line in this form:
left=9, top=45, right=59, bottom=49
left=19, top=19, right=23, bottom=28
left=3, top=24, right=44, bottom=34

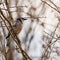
left=0, top=8, right=31, bottom=60
left=41, top=0, right=60, bottom=13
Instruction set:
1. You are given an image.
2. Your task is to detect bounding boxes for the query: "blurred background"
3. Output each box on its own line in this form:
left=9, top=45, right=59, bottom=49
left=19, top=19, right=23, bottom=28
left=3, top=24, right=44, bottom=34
left=0, top=0, right=60, bottom=60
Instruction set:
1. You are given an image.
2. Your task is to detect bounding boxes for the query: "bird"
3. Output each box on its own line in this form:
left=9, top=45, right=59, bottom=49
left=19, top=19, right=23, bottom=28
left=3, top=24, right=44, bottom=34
left=6, top=17, right=27, bottom=55
left=6, top=17, right=27, bottom=39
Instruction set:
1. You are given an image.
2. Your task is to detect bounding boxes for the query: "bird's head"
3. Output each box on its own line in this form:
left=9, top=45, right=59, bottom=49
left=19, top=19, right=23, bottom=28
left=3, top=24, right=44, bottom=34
left=16, top=17, right=27, bottom=23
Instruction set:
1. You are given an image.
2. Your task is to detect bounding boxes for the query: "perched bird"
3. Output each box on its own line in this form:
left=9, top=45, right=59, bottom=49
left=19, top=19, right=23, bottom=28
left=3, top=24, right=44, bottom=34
left=6, top=17, right=27, bottom=39
left=5, top=17, right=27, bottom=58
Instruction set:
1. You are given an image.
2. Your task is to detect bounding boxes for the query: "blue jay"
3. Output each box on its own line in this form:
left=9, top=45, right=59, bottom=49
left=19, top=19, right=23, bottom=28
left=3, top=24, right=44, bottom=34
left=6, top=17, right=27, bottom=39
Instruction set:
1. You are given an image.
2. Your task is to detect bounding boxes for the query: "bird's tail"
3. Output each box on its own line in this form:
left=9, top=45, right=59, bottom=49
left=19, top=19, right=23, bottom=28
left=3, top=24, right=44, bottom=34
left=6, top=32, right=10, bottom=39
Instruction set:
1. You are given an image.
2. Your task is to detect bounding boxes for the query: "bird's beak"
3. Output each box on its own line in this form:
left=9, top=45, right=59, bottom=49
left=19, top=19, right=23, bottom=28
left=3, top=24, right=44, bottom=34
left=21, top=18, right=27, bottom=20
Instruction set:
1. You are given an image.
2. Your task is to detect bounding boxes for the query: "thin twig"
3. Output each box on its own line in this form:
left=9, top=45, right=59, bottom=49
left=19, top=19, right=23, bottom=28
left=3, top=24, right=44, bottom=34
left=41, top=0, right=60, bottom=13
left=0, top=8, right=32, bottom=60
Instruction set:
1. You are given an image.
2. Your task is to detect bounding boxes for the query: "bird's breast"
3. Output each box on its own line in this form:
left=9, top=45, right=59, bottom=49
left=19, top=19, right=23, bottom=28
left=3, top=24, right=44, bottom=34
left=14, top=23, right=22, bottom=34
